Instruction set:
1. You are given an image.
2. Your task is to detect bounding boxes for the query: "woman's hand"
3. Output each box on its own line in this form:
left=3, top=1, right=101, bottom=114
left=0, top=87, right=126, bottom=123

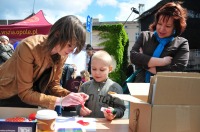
left=148, top=56, right=172, bottom=67
left=56, top=92, right=89, bottom=107
left=148, top=67, right=156, bottom=74
left=103, top=107, right=116, bottom=121
left=80, top=107, right=92, bottom=116
left=162, top=56, right=172, bottom=66
left=147, top=56, right=172, bottom=74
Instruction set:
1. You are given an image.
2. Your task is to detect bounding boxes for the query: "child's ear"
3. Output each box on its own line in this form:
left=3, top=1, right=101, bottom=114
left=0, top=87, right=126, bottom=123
left=109, top=66, right=113, bottom=72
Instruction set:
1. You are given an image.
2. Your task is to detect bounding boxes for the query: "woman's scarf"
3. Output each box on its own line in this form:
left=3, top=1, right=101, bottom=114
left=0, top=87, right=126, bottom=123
left=145, top=31, right=174, bottom=83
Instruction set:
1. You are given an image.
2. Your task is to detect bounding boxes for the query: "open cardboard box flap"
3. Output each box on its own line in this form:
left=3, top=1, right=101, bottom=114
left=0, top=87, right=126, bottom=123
left=157, top=71, right=200, bottom=77
left=153, top=75, right=200, bottom=105
left=127, top=83, right=149, bottom=96
left=127, top=83, right=150, bottom=102
left=110, top=94, right=148, bottom=104
left=113, top=72, right=200, bottom=105
left=110, top=83, right=150, bottom=104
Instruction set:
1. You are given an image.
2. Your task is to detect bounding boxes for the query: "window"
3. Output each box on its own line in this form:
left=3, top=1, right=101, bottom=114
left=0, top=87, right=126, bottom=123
left=135, top=32, right=140, bottom=40
left=195, top=49, right=200, bottom=57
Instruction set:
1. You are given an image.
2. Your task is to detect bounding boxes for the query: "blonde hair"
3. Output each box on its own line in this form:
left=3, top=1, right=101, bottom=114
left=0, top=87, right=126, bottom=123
left=80, top=70, right=90, bottom=81
left=91, top=50, right=116, bottom=71
left=0, top=35, right=9, bottom=41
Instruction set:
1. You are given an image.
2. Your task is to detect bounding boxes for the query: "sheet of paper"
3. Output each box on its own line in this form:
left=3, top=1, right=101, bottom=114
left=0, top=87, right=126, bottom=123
left=55, top=117, right=96, bottom=132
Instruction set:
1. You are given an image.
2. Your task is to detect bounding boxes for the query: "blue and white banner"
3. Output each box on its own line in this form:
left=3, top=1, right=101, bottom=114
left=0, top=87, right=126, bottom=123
left=86, top=15, right=92, bottom=32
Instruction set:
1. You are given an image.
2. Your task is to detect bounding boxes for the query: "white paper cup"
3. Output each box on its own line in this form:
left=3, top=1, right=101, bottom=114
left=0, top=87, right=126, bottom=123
left=36, top=109, right=58, bottom=131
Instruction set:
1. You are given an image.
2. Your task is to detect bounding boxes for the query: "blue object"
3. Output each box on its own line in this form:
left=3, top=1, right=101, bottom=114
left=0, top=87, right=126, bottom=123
left=13, top=41, right=20, bottom=50
left=122, top=69, right=142, bottom=94
left=86, top=15, right=92, bottom=32
left=55, top=105, right=62, bottom=116
left=57, top=128, right=83, bottom=132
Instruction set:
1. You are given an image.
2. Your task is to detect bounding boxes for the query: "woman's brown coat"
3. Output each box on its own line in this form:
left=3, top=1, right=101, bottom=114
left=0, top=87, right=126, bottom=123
left=0, top=35, right=70, bottom=109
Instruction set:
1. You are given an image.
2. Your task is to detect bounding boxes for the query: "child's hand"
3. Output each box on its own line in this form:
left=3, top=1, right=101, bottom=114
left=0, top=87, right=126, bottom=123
left=102, top=107, right=116, bottom=121
left=80, top=106, right=92, bottom=116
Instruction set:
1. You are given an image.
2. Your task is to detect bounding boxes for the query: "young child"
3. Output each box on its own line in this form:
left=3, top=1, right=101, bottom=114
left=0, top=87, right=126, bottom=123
left=76, top=50, right=126, bottom=120
left=80, top=70, right=90, bottom=84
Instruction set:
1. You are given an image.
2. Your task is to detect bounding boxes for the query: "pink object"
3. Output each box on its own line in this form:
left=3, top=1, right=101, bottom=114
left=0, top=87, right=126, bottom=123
left=0, top=10, right=51, bottom=39
left=101, top=107, right=116, bottom=114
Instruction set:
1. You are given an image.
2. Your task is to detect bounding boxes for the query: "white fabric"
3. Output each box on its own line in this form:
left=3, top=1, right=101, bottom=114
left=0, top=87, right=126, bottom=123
left=65, top=50, right=87, bottom=76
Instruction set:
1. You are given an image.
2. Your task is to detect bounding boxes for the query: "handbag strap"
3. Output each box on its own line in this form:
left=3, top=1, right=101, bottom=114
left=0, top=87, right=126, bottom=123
left=126, top=69, right=142, bottom=82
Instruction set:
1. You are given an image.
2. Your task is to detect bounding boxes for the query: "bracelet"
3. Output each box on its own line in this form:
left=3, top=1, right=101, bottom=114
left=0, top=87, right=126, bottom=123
left=60, top=97, right=63, bottom=109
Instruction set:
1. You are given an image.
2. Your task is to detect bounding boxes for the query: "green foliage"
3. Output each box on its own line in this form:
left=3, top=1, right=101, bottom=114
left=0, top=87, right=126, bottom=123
left=93, top=24, right=129, bottom=85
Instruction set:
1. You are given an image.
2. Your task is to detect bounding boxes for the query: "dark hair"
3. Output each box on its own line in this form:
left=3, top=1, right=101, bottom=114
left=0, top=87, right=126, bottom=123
left=86, top=46, right=93, bottom=50
left=46, top=15, right=86, bottom=54
left=149, top=2, right=187, bottom=36
left=86, top=44, right=91, bottom=48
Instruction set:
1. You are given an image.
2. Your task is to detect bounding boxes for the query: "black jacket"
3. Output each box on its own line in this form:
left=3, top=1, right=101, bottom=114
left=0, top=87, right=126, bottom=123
left=130, top=31, right=189, bottom=82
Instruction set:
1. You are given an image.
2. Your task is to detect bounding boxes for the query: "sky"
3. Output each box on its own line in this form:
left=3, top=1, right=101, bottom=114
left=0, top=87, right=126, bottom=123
left=0, top=0, right=161, bottom=24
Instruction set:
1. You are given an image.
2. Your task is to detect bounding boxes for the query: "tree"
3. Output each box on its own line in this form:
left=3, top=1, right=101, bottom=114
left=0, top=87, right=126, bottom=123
left=93, top=24, right=129, bottom=85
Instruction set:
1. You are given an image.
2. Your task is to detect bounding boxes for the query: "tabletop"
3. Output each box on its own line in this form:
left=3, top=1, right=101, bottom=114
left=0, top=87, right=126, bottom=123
left=36, top=117, right=131, bottom=132
left=95, top=118, right=131, bottom=132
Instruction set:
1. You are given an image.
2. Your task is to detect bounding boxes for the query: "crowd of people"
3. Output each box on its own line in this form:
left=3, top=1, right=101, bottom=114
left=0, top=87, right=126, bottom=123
left=0, top=2, right=189, bottom=121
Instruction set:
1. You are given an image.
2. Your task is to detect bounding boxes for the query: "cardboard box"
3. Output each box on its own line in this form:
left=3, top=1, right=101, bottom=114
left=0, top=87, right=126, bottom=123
left=111, top=72, right=200, bottom=132
left=152, top=75, right=200, bottom=105
left=0, top=107, right=38, bottom=118
left=0, top=107, right=38, bottom=132
left=130, top=103, right=200, bottom=132
left=0, top=121, right=37, bottom=132
left=157, top=71, right=200, bottom=77
left=127, top=83, right=150, bottom=102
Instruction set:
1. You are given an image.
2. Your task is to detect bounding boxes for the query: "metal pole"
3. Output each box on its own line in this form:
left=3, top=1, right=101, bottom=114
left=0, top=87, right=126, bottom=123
left=123, top=7, right=139, bottom=25
left=90, top=17, right=93, bottom=46
left=32, top=0, right=36, bottom=14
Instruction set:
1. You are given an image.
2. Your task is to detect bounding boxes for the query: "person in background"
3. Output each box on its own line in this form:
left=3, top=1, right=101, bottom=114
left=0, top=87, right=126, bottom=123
left=76, top=50, right=126, bottom=121
left=86, top=45, right=94, bottom=74
left=80, top=70, right=90, bottom=85
left=0, top=15, right=89, bottom=109
left=86, top=44, right=92, bottom=50
left=0, top=35, right=14, bottom=65
left=0, top=35, right=14, bottom=50
left=130, top=2, right=189, bottom=83
left=60, top=63, right=77, bottom=87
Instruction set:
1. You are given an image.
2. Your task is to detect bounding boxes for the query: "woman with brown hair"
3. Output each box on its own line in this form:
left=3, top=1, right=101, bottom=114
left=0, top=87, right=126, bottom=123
left=130, top=2, right=189, bottom=83
left=0, top=15, right=89, bottom=109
